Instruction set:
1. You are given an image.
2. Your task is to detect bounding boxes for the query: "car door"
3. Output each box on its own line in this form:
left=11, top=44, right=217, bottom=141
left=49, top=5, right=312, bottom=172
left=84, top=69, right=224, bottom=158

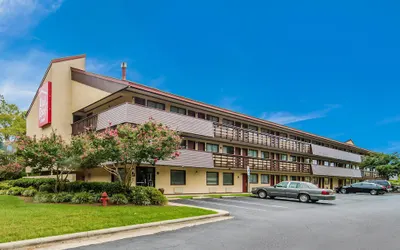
left=269, top=181, right=289, bottom=197
left=285, top=182, right=300, bottom=198
left=349, top=183, right=361, bottom=193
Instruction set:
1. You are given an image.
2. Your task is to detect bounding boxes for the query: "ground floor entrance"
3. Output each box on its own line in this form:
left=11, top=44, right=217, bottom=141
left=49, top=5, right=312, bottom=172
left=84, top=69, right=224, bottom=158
left=136, top=167, right=155, bottom=187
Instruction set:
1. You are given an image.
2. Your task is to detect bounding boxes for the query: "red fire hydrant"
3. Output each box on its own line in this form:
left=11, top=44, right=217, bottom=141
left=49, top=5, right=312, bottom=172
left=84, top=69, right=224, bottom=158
left=100, top=192, right=109, bottom=206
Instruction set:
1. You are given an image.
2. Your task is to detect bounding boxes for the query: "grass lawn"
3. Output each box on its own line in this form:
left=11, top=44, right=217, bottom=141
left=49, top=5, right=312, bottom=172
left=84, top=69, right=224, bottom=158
left=0, top=195, right=216, bottom=243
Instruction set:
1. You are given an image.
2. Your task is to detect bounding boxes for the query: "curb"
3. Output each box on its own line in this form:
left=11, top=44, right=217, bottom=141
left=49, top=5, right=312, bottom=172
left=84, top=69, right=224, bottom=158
left=0, top=204, right=230, bottom=249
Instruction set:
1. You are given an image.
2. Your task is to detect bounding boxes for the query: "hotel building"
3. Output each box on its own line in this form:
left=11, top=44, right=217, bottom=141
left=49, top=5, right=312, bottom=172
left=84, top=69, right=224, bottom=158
left=26, top=55, right=378, bottom=194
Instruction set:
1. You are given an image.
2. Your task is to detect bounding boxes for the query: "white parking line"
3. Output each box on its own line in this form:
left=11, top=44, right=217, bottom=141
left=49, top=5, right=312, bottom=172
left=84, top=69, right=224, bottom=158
left=213, top=198, right=289, bottom=209
left=187, top=199, right=277, bottom=212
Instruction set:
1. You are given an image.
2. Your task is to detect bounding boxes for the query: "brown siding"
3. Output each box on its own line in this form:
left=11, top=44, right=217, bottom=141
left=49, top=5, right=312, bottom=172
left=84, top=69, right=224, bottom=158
left=96, top=103, right=215, bottom=137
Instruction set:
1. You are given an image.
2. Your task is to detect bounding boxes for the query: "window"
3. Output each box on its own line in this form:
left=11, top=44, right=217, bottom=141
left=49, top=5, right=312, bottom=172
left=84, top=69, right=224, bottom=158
left=324, top=161, right=329, bottom=166
left=222, top=119, right=234, bottom=126
left=223, top=146, right=234, bottom=154
left=305, top=158, right=310, bottom=164
left=197, top=112, right=206, bottom=119
left=206, top=144, right=219, bottom=153
left=171, top=170, right=186, bottom=185
left=280, top=154, right=288, bottom=161
left=248, top=149, right=258, bottom=157
left=242, top=124, right=248, bottom=129
left=281, top=175, right=288, bottom=181
left=290, top=156, right=297, bottom=162
left=170, top=106, right=186, bottom=115
left=249, top=174, right=258, bottom=184
left=134, top=97, right=146, bottom=105
left=261, top=174, right=269, bottom=184
left=147, top=100, right=165, bottom=110
left=187, top=140, right=195, bottom=150
left=261, top=151, right=269, bottom=159
left=330, top=162, right=335, bottom=167
left=276, top=181, right=289, bottom=188
left=207, top=114, right=219, bottom=122
left=248, top=125, right=258, bottom=131
left=312, top=160, right=317, bottom=165
left=188, top=110, right=196, bottom=117
left=288, top=182, right=300, bottom=188
left=290, top=176, right=297, bottom=181
left=223, top=173, right=234, bottom=185
left=206, top=172, right=219, bottom=185
left=180, top=140, right=186, bottom=149
left=305, top=177, right=311, bottom=182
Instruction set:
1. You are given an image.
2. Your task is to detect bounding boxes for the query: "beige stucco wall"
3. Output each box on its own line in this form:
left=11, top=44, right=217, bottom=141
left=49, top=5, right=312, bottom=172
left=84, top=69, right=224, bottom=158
left=85, top=168, right=112, bottom=182
left=71, top=80, right=109, bottom=112
left=26, top=57, right=86, bottom=140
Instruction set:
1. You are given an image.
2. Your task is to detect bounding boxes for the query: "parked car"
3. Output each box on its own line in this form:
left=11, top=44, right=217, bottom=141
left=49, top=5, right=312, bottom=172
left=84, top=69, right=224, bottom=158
left=340, top=182, right=386, bottom=195
left=364, top=180, right=392, bottom=192
left=251, top=181, right=336, bottom=203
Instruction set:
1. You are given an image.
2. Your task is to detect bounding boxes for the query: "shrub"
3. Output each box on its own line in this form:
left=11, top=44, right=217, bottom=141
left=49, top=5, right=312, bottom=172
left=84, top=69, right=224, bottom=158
left=158, top=188, right=165, bottom=194
left=33, top=192, right=54, bottom=203
left=0, top=189, right=7, bottom=195
left=146, top=187, right=168, bottom=206
left=21, top=188, right=37, bottom=197
left=92, top=193, right=102, bottom=203
left=129, top=186, right=151, bottom=206
left=0, top=182, right=11, bottom=190
left=110, top=194, right=128, bottom=205
left=11, top=178, right=56, bottom=189
left=52, top=192, right=74, bottom=203
left=39, top=184, right=54, bottom=193
left=65, top=181, right=126, bottom=195
left=71, top=192, right=93, bottom=204
left=6, top=187, right=25, bottom=196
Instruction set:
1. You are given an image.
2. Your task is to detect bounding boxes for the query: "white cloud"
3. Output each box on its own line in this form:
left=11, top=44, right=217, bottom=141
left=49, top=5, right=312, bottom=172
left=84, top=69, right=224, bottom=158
left=377, top=115, right=400, bottom=125
left=0, top=49, right=55, bottom=109
left=261, top=105, right=340, bottom=125
left=0, top=0, right=63, bottom=35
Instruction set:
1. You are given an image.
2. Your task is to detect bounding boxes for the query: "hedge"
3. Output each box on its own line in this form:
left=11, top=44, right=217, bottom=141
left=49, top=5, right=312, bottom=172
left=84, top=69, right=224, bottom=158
left=64, top=181, right=126, bottom=195
left=10, top=178, right=56, bottom=189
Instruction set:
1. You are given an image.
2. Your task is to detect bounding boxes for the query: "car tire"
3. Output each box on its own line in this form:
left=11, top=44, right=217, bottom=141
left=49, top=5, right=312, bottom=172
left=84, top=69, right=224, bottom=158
left=311, top=200, right=318, bottom=203
left=341, top=189, right=347, bottom=194
left=370, top=190, right=378, bottom=195
left=258, top=190, right=267, bottom=199
left=299, top=194, right=310, bottom=203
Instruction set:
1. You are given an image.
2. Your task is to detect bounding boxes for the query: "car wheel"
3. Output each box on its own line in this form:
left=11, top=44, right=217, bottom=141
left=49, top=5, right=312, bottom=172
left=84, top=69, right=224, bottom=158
left=299, top=194, right=310, bottom=203
left=341, top=189, right=347, bottom=194
left=258, top=190, right=267, bottom=199
left=311, top=200, right=318, bottom=203
left=370, top=190, right=378, bottom=195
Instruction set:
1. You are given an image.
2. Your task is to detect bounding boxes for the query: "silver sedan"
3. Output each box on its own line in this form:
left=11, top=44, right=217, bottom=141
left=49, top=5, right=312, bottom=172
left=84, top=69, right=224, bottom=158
left=252, top=181, right=336, bottom=203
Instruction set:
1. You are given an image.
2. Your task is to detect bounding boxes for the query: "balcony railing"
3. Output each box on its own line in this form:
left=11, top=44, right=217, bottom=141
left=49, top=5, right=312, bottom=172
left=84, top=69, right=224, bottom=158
left=213, top=152, right=311, bottom=173
left=361, top=170, right=380, bottom=179
left=214, top=123, right=312, bottom=154
left=72, top=115, right=98, bottom=135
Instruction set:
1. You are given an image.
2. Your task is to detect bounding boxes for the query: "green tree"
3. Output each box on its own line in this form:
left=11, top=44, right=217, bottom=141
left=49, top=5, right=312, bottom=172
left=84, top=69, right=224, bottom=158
left=360, top=153, right=400, bottom=180
left=0, top=95, right=26, bottom=144
left=0, top=149, right=23, bottom=180
left=17, top=132, right=79, bottom=192
left=74, top=120, right=182, bottom=189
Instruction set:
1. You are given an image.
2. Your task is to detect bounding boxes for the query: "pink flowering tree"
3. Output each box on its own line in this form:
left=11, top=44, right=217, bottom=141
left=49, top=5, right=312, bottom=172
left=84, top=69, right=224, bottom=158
left=0, top=150, right=23, bottom=180
left=74, top=120, right=181, bottom=189
left=17, top=132, right=78, bottom=192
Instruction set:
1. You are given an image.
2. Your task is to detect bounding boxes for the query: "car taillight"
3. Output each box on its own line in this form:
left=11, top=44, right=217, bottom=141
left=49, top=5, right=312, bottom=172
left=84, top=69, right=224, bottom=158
left=321, top=190, right=330, bottom=195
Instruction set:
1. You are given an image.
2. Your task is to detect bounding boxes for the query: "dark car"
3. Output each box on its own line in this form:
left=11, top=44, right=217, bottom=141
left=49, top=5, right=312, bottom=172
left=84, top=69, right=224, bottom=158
left=365, top=180, right=392, bottom=192
left=251, top=181, right=335, bottom=203
left=340, top=182, right=386, bottom=195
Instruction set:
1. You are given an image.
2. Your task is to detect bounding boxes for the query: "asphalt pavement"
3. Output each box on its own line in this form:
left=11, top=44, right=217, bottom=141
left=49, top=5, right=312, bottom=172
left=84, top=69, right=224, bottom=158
left=72, top=193, right=400, bottom=250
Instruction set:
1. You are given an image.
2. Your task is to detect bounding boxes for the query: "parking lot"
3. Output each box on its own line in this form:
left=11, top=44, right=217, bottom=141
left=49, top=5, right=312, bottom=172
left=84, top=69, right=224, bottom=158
left=75, top=194, right=400, bottom=250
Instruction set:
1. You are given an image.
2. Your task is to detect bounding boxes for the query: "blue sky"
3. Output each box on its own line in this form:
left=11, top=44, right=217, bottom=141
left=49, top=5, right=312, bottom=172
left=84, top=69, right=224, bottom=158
left=0, top=0, right=399, bottom=153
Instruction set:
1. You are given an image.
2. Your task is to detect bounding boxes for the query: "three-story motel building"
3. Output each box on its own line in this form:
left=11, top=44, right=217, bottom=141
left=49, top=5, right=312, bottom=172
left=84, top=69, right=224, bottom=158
left=26, top=55, right=378, bottom=194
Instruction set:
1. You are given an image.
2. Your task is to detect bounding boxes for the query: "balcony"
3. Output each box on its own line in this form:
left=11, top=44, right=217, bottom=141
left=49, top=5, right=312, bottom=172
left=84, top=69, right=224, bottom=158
left=213, top=123, right=312, bottom=154
left=311, top=165, right=362, bottom=178
left=361, top=170, right=380, bottom=179
left=213, top=152, right=311, bottom=173
left=72, top=103, right=214, bottom=136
